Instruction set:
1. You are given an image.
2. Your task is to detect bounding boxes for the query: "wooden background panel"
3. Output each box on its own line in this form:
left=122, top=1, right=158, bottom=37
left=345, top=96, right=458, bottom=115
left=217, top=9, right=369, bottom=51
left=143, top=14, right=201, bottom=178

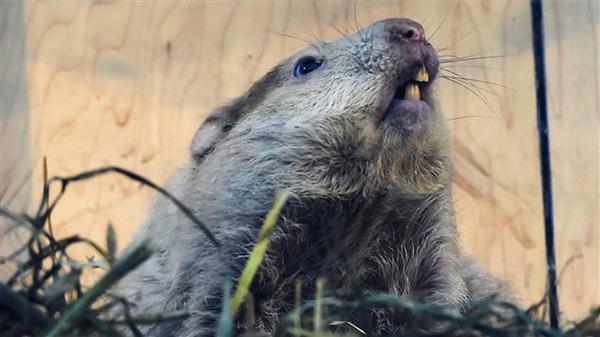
left=16, top=1, right=598, bottom=320
left=544, top=1, right=600, bottom=319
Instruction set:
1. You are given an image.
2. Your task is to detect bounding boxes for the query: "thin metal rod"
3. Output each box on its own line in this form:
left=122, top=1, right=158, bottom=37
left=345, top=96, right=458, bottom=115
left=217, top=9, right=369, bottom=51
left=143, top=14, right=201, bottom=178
left=529, top=0, right=560, bottom=330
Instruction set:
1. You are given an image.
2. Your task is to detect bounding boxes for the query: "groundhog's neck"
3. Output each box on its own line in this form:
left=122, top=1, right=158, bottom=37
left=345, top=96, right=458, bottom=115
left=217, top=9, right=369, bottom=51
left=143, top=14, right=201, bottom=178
left=262, top=185, right=461, bottom=298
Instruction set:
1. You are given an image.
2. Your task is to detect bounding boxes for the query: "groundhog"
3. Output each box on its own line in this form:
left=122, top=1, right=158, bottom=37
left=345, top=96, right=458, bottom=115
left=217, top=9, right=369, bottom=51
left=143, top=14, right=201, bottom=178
left=119, top=18, right=511, bottom=337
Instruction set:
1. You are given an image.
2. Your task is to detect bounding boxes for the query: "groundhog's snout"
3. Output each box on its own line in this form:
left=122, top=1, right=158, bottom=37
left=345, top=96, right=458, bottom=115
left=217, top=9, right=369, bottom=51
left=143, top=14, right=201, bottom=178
left=385, top=18, right=427, bottom=44
left=369, top=18, right=440, bottom=128
left=381, top=18, right=438, bottom=77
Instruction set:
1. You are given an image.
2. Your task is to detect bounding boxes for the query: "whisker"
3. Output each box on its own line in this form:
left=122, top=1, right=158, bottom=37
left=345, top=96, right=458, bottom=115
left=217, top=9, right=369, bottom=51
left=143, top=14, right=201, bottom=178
left=440, top=54, right=508, bottom=64
left=440, top=76, right=500, bottom=96
left=441, top=77, right=500, bottom=119
left=268, top=30, right=321, bottom=51
left=439, top=49, right=496, bottom=60
left=441, top=64, right=500, bottom=71
left=330, top=21, right=370, bottom=72
left=441, top=75, right=514, bottom=92
left=292, top=14, right=323, bottom=44
left=446, top=115, right=491, bottom=121
left=440, top=68, right=515, bottom=91
left=353, top=0, right=365, bottom=42
left=332, top=23, right=353, bottom=43
left=268, top=30, right=312, bottom=45
left=436, top=31, right=472, bottom=52
left=427, top=13, right=450, bottom=43
left=440, top=68, right=498, bottom=90
left=333, top=18, right=353, bottom=39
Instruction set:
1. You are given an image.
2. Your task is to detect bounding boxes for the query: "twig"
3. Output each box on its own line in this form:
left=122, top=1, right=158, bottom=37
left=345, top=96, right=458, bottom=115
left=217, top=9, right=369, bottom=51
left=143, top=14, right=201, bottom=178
left=0, top=282, right=51, bottom=331
left=33, top=166, right=220, bottom=248
left=42, top=156, right=55, bottom=241
left=43, top=240, right=153, bottom=337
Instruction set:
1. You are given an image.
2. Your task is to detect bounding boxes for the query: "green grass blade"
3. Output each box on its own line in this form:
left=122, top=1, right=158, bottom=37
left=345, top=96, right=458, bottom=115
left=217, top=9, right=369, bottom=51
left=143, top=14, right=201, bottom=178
left=217, top=279, right=234, bottom=337
left=230, top=190, right=289, bottom=318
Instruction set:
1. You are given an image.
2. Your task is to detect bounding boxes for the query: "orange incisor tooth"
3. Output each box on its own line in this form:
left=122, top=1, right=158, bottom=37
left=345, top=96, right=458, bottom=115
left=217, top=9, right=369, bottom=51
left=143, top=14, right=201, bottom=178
left=404, top=83, right=420, bottom=101
left=415, top=66, right=429, bottom=82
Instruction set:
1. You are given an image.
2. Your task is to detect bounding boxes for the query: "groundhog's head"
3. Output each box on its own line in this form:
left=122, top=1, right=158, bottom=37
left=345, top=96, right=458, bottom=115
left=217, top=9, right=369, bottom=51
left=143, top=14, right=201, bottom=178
left=190, top=18, right=450, bottom=198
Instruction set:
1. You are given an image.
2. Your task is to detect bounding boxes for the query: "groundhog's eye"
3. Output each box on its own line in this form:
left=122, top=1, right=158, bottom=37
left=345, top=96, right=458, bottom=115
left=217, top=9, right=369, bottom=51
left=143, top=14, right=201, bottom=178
left=293, top=56, right=322, bottom=77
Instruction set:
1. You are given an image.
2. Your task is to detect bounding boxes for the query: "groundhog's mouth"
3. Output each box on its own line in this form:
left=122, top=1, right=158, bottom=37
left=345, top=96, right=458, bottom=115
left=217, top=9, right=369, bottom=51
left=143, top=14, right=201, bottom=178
left=378, top=65, right=434, bottom=126
left=395, top=65, right=430, bottom=101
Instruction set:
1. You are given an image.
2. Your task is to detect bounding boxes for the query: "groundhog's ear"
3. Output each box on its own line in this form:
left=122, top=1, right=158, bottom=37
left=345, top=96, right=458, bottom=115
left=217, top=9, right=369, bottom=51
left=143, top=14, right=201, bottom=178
left=190, top=105, right=238, bottom=161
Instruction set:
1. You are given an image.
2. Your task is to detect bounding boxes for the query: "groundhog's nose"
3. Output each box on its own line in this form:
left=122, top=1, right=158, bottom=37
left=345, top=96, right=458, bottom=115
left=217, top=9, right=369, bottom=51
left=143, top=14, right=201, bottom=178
left=385, top=18, right=426, bottom=43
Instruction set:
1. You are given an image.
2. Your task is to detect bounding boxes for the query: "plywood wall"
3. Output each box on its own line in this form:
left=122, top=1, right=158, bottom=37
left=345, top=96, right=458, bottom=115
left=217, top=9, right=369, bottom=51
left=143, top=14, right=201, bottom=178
left=8, top=1, right=599, bottom=321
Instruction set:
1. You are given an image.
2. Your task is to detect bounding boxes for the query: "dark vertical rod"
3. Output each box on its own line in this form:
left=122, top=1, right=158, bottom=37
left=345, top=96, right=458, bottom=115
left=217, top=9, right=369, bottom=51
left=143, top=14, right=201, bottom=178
left=529, top=0, right=560, bottom=330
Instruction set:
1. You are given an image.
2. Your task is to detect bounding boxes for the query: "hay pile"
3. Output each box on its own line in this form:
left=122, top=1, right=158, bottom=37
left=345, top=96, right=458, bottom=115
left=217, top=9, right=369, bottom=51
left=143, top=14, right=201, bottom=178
left=1, top=167, right=598, bottom=337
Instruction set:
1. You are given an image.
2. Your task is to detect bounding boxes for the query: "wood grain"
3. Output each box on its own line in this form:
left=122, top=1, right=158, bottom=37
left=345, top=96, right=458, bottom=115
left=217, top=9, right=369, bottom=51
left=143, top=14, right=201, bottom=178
left=12, top=1, right=599, bottom=320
